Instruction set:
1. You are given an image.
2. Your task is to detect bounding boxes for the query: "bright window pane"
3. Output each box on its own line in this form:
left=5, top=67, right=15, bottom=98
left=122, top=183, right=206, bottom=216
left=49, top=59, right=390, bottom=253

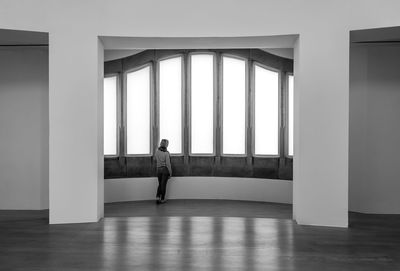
left=104, top=76, right=118, bottom=156
left=222, top=56, right=246, bottom=155
left=254, top=65, right=279, bottom=155
left=159, top=57, right=182, bottom=154
left=126, top=66, right=151, bottom=155
left=288, top=75, right=294, bottom=156
left=191, top=54, right=214, bottom=154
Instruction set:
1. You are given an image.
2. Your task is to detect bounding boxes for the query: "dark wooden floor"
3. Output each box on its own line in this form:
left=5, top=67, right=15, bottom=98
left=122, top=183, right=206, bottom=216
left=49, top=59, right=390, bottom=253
left=1, top=200, right=400, bottom=270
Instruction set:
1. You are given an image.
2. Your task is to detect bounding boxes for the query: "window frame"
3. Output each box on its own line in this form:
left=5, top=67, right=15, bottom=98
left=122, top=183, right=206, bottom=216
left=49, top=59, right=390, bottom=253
left=285, top=72, right=294, bottom=158
left=123, top=63, right=154, bottom=157
left=220, top=53, right=249, bottom=157
left=187, top=51, right=217, bottom=156
left=251, top=62, right=282, bottom=158
left=156, top=54, right=185, bottom=156
left=103, top=73, right=121, bottom=158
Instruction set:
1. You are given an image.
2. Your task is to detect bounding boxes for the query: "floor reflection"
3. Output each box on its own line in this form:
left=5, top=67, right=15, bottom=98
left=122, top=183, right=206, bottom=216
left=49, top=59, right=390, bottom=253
left=2, top=201, right=400, bottom=270
left=101, top=216, right=293, bottom=270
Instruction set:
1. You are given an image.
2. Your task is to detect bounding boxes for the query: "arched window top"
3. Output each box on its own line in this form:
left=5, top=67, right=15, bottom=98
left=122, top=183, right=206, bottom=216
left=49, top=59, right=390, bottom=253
left=222, top=55, right=247, bottom=155
left=158, top=54, right=183, bottom=65
left=126, top=64, right=152, bottom=155
left=159, top=55, right=183, bottom=154
left=190, top=53, right=215, bottom=155
left=253, top=63, right=280, bottom=156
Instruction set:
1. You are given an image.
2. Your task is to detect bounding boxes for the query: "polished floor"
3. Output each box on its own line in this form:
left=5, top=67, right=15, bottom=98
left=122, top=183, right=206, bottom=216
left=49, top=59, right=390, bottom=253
left=0, top=200, right=400, bottom=270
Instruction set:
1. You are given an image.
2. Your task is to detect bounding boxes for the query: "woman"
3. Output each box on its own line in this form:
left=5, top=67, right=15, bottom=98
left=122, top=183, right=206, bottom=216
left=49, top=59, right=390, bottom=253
left=155, top=139, right=172, bottom=204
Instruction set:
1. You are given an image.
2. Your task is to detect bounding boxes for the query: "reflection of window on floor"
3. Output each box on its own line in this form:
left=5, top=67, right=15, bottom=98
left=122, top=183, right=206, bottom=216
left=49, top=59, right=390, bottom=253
left=103, top=49, right=294, bottom=165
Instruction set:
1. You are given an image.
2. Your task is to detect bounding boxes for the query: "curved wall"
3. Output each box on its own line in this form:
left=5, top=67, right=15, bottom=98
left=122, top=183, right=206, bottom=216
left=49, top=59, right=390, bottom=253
left=4, top=0, right=398, bottom=226
left=105, top=177, right=292, bottom=204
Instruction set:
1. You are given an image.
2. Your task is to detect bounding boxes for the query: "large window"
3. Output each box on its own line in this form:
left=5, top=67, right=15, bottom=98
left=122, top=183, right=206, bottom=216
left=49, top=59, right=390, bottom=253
left=126, top=65, right=151, bottom=155
left=254, top=64, right=279, bottom=156
left=103, top=75, right=118, bottom=156
left=190, top=54, right=214, bottom=155
left=159, top=56, right=183, bottom=154
left=104, top=49, right=293, bottom=179
left=288, top=74, right=294, bottom=156
left=222, top=56, right=246, bottom=155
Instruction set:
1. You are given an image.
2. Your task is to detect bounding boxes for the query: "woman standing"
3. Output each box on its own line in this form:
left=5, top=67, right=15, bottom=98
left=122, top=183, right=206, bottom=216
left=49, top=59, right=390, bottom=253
left=155, top=139, right=172, bottom=204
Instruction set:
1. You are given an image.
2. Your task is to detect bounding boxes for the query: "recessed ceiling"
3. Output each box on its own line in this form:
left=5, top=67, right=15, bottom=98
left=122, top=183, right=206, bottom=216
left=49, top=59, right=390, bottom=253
left=351, top=26, right=400, bottom=44
left=0, top=29, right=48, bottom=46
left=101, top=35, right=297, bottom=61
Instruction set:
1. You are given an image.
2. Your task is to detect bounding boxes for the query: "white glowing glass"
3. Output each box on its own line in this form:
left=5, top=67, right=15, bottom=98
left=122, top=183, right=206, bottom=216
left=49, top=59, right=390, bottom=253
left=126, top=66, right=151, bottom=155
left=104, top=76, right=118, bottom=156
left=159, top=57, right=182, bottom=154
left=222, top=56, right=246, bottom=155
left=254, top=65, right=279, bottom=155
left=191, top=54, right=214, bottom=154
left=288, top=75, right=294, bottom=156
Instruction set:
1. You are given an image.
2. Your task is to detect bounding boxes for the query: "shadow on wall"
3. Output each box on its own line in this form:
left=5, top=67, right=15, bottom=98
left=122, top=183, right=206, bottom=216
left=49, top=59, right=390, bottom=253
left=349, top=26, right=400, bottom=214
left=0, top=29, right=49, bottom=210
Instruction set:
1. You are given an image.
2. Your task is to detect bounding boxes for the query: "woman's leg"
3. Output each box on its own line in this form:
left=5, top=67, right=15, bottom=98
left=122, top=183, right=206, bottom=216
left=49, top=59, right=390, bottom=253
left=156, top=170, right=162, bottom=199
left=160, top=169, right=169, bottom=201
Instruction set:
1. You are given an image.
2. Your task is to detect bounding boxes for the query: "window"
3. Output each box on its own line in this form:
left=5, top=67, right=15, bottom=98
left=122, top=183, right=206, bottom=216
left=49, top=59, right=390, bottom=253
left=104, top=49, right=294, bottom=179
left=254, top=64, right=279, bottom=156
left=159, top=56, right=183, bottom=154
left=103, top=75, right=118, bottom=156
left=222, top=56, right=246, bottom=155
left=190, top=54, right=214, bottom=154
left=288, top=74, right=294, bottom=156
left=126, top=65, right=151, bottom=155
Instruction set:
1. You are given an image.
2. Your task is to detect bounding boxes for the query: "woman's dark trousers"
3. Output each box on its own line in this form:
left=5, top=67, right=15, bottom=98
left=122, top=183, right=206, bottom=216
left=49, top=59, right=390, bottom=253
left=157, top=167, right=169, bottom=200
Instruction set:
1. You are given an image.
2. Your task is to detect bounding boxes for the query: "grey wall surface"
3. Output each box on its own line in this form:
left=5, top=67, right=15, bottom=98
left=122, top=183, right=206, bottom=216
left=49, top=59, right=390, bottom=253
left=0, top=47, right=49, bottom=210
left=349, top=44, right=400, bottom=214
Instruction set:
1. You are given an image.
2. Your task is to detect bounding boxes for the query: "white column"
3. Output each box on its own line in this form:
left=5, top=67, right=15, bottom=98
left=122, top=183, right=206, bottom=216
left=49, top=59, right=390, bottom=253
left=293, top=31, right=349, bottom=227
left=49, top=32, right=104, bottom=224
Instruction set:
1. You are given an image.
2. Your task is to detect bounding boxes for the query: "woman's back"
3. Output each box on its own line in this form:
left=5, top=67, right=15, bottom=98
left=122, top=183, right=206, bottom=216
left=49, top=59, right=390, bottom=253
left=155, top=145, right=172, bottom=176
left=155, top=149, right=169, bottom=168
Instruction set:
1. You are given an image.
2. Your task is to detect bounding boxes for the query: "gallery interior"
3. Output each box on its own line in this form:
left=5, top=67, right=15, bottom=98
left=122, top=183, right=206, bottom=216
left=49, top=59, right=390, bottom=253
left=1, top=1, right=400, bottom=270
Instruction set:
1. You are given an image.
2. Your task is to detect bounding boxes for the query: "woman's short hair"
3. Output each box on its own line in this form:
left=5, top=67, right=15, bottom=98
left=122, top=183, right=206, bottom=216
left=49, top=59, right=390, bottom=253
left=159, top=139, right=169, bottom=148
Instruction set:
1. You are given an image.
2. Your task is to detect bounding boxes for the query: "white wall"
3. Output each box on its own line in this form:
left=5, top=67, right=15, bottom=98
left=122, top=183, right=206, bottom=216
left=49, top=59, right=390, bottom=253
left=1, top=0, right=400, bottom=226
left=0, top=47, right=49, bottom=210
left=49, top=33, right=104, bottom=224
left=105, top=177, right=292, bottom=204
left=349, top=44, right=400, bottom=214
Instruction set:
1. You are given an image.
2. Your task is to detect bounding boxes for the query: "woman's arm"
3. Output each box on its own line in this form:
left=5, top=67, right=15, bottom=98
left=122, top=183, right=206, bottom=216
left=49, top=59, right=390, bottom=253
left=166, top=152, right=172, bottom=177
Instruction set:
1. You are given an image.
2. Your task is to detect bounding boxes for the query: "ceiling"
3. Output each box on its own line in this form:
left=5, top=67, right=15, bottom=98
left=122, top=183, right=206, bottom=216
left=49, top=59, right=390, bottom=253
left=102, top=35, right=297, bottom=61
left=104, top=48, right=294, bottom=62
left=351, top=26, right=400, bottom=44
left=0, top=29, right=48, bottom=46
